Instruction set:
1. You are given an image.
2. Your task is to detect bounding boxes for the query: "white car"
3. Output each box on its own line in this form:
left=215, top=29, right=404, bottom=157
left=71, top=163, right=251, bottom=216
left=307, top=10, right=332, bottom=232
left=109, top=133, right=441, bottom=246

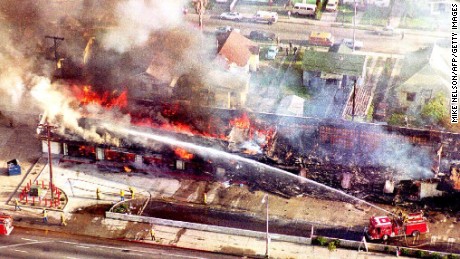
left=374, top=26, right=400, bottom=37
left=265, top=46, right=278, bottom=60
left=219, top=12, right=243, bottom=21
left=342, top=38, right=363, bottom=49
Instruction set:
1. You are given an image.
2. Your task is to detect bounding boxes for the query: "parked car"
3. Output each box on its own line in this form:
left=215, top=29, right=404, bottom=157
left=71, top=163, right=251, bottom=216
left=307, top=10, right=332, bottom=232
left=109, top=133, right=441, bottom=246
left=308, top=31, right=334, bottom=47
left=252, top=11, right=278, bottom=24
left=249, top=30, right=276, bottom=41
left=219, top=12, right=243, bottom=21
left=215, top=26, right=240, bottom=35
left=265, top=46, right=278, bottom=60
left=325, top=0, right=338, bottom=11
left=292, top=3, right=316, bottom=16
left=373, top=26, right=400, bottom=36
left=342, top=38, right=363, bottom=49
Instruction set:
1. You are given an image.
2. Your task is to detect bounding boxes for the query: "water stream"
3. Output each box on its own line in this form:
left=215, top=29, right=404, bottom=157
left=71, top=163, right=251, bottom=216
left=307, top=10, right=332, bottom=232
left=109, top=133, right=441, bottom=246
left=104, top=123, right=394, bottom=215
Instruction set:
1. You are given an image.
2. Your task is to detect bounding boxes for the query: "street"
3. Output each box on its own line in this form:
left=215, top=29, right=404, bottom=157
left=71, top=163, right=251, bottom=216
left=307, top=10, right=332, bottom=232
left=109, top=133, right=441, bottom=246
left=191, top=14, right=447, bottom=55
left=0, top=227, right=236, bottom=259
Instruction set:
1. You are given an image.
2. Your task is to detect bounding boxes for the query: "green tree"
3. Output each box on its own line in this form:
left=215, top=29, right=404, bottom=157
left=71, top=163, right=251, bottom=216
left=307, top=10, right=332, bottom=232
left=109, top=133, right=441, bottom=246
left=421, top=93, right=448, bottom=124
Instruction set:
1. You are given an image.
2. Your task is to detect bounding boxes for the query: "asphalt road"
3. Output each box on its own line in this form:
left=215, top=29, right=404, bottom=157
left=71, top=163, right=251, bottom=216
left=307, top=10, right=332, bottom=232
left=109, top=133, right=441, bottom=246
left=189, top=14, right=448, bottom=55
left=143, top=200, right=364, bottom=241
left=0, top=227, right=237, bottom=259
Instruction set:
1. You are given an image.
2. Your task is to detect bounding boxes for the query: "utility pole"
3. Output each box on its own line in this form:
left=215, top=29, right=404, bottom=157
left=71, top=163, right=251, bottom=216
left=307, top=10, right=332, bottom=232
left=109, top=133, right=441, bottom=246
left=351, top=79, right=357, bottom=121
left=353, top=0, right=357, bottom=52
left=262, top=194, right=269, bottom=258
left=45, top=36, right=65, bottom=67
left=38, top=121, right=56, bottom=206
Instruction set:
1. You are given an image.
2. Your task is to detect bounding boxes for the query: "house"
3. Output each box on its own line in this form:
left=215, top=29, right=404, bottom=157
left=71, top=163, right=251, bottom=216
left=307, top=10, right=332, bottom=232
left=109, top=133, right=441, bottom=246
left=392, top=40, right=450, bottom=114
left=216, top=31, right=260, bottom=73
left=302, top=46, right=366, bottom=90
left=301, top=45, right=366, bottom=118
left=424, top=0, right=451, bottom=15
left=206, top=70, right=250, bottom=109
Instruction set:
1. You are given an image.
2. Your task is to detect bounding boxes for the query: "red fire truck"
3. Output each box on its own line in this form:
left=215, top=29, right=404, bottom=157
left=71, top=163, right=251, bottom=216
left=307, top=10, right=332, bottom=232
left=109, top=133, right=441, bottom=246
left=365, top=212, right=428, bottom=241
left=0, top=214, right=14, bottom=235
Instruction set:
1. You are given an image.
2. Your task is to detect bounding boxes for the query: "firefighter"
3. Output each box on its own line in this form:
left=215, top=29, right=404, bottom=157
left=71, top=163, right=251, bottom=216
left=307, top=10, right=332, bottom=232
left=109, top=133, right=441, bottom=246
left=129, top=187, right=135, bottom=199
left=14, top=198, right=21, bottom=211
left=150, top=226, right=156, bottom=241
left=120, top=189, right=125, bottom=201
left=203, top=192, right=207, bottom=205
left=60, top=212, right=67, bottom=226
left=96, top=187, right=101, bottom=200
left=42, top=209, right=48, bottom=224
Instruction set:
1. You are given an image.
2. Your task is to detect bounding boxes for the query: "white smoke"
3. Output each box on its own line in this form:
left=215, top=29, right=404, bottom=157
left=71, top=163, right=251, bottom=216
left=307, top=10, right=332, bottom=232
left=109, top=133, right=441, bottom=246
left=102, top=0, right=187, bottom=53
left=0, top=70, right=25, bottom=106
left=29, top=76, right=109, bottom=144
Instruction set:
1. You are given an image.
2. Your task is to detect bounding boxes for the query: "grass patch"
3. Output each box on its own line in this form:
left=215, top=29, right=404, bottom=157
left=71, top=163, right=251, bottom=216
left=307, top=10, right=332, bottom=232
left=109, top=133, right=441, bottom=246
left=336, top=6, right=354, bottom=24
left=280, top=51, right=310, bottom=99
left=400, top=15, right=440, bottom=30
left=282, top=85, right=310, bottom=99
left=361, top=6, right=390, bottom=26
left=399, top=0, right=446, bottom=30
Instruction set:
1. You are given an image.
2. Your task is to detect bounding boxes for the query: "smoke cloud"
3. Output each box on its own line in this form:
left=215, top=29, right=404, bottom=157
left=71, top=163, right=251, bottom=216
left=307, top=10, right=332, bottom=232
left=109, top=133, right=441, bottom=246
left=101, top=0, right=187, bottom=53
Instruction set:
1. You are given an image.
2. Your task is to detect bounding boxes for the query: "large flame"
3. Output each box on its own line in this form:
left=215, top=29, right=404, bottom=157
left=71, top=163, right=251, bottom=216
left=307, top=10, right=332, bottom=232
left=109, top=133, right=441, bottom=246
left=174, top=147, right=194, bottom=160
left=230, top=113, right=250, bottom=129
left=131, top=116, right=227, bottom=140
left=71, top=85, right=127, bottom=108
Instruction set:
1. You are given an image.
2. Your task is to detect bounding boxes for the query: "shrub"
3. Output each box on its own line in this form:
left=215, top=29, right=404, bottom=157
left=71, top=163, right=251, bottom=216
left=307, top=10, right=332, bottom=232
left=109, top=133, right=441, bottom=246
left=400, top=248, right=410, bottom=256
left=388, top=113, right=406, bottom=126
left=327, top=241, right=337, bottom=251
left=448, top=254, right=459, bottom=259
left=313, top=236, right=328, bottom=246
left=384, top=246, right=389, bottom=253
left=114, top=203, right=128, bottom=213
left=332, top=239, right=341, bottom=247
left=415, top=250, right=425, bottom=258
left=430, top=253, right=442, bottom=259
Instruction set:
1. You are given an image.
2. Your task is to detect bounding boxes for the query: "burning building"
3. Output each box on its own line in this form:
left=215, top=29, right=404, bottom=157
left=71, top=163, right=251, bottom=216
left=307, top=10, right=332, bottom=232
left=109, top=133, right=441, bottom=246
left=35, top=85, right=460, bottom=204
left=2, top=1, right=459, bottom=209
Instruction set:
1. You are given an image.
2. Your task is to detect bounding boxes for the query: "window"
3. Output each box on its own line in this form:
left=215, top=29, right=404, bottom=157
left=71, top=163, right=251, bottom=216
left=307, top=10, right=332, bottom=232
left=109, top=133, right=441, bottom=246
left=176, top=160, right=185, bottom=170
left=421, top=89, right=432, bottom=104
left=406, top=92, right=416, bottom=102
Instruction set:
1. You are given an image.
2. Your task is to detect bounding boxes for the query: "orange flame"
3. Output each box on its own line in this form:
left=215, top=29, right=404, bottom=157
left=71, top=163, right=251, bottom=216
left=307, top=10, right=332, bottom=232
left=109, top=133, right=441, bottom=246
left=230, top=113, right=250, bottom=129
left=123, top=166, right=132, bottom=173
left=130, top=116, right=227, bottom=140
left=174, top=147, right=194, bottom=160
left=71, top=85, right=128, bottom=109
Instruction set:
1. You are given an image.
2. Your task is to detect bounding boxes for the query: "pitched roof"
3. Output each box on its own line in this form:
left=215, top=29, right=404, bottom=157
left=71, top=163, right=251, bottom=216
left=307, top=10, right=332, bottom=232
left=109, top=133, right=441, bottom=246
left=217, top=31, right=259, bottom=67
left=302, top=50, right=366, bottom=76
left=398, top=40, right=450, bottom=93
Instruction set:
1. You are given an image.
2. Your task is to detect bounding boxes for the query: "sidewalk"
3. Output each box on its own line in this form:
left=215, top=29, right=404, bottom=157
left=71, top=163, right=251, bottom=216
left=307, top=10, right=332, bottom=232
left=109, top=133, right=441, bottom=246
left=8, top=206, right=410, bottom=259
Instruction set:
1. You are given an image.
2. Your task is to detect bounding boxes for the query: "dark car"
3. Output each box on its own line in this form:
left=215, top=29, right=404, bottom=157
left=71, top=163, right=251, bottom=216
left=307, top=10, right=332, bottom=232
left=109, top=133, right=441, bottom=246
left=249, top=30, right=276, bottom=41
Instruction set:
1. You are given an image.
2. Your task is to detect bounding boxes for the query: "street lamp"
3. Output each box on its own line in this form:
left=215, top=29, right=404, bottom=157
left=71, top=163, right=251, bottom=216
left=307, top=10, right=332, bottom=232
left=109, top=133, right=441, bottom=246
left=261, top=194, right=269, bottom=258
